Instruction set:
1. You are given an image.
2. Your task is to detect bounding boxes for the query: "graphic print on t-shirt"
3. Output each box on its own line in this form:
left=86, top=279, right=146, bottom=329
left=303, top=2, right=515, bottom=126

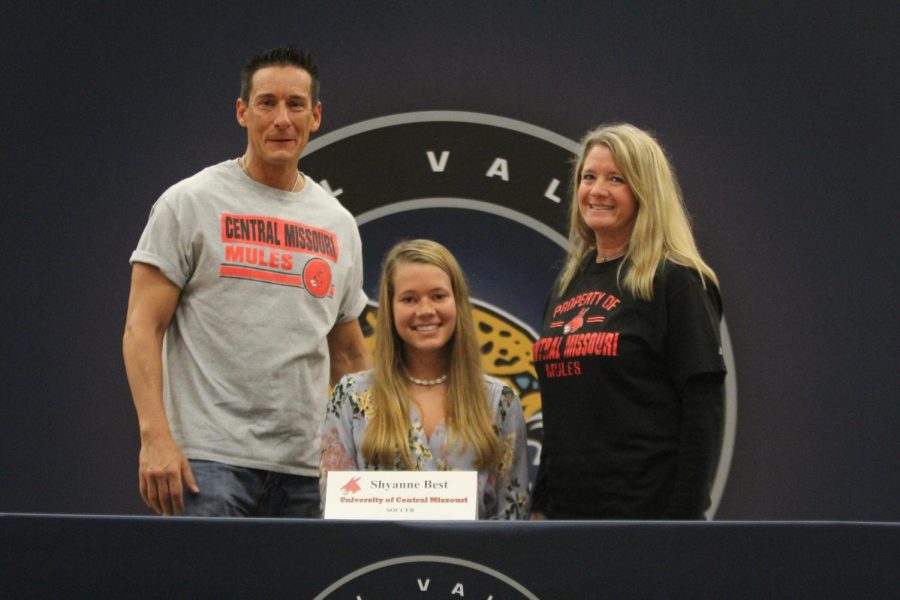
left=218, top=212, right=339, bottom=297
left=533, top=288, right=621, bottom=379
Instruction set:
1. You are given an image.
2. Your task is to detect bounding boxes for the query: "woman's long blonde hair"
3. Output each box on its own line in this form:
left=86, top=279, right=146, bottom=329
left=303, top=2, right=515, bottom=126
left=558, top=123, right=718, bottom=300
left=361, top=239, right=501, bottom=470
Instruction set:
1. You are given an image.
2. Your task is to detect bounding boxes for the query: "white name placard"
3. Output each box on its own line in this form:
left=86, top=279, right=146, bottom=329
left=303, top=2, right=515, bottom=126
left=323, top=470, right=477, bottom=520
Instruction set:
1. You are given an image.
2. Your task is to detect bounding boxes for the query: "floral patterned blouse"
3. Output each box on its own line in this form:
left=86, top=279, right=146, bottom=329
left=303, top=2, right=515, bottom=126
left=320, top=370, right=529, bottom=519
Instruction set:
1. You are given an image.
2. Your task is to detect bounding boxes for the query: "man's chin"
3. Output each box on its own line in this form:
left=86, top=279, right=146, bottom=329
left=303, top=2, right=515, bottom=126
left=260, top=152, right=302, bottom=166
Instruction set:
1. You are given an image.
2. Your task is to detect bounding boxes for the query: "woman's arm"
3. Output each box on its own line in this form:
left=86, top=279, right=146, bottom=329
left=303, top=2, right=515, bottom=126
left=319, top=375, right=364, bottom=515
left=492, top=386, right=530, bottom=520
left=663, top=372, right=725, bottom=519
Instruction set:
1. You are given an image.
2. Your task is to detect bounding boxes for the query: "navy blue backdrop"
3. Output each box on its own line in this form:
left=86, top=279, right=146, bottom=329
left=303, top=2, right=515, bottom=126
left=1, top=1, right=897, bottom=520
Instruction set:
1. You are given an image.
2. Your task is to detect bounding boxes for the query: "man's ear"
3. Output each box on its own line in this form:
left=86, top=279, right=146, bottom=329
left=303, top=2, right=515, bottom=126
left=310, top=101, right=322, bottom=133
left=236, top=98, right=247, bottom=127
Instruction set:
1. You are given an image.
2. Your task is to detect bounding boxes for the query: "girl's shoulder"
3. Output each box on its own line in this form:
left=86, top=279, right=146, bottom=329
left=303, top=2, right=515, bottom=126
left=482, top=374, right=518, bottom=405
left=336, top=369, right=375, bottom=390
left=330, top=369, right=376, bottom=410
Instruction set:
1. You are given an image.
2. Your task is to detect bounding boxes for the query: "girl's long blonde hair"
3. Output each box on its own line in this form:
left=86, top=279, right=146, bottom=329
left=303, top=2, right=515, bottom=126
left=558, top=123, right=718, bottom=300
left=361, top=239, right=501, bottom=470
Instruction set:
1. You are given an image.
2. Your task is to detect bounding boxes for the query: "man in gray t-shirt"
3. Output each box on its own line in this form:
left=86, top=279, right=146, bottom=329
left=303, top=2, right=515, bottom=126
left=123, top=45, right=371, bottom=517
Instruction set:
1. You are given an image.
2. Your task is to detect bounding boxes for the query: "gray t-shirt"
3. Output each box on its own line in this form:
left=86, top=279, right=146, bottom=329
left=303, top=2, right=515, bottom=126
left=131, top=159, right=367, bottom=476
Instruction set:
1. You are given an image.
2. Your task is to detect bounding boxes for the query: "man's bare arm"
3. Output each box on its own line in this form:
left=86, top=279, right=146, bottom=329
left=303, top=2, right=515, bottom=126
left=326, top=319, right=372, bottom=387
left=122, top=263, right=198, bottom=515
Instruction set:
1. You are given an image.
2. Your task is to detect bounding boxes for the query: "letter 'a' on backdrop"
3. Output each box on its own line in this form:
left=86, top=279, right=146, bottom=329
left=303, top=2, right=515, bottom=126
left=302, top=112, right=738, bottom=518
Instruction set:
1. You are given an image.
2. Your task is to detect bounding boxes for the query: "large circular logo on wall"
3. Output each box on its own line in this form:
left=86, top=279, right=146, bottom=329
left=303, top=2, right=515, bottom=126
left=313, top=555, right=538, bottom=599
left=303, top=111, right=737, bottom=517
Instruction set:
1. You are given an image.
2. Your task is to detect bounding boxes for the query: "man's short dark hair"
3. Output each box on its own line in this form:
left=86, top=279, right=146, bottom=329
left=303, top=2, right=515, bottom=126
left=240, top=45, right=320, bottom=105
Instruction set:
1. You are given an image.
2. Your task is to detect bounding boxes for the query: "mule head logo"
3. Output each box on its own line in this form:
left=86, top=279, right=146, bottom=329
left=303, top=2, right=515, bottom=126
left=341, top=476, right=362, bottom=495
left=563, top=307, right=590, bottom=334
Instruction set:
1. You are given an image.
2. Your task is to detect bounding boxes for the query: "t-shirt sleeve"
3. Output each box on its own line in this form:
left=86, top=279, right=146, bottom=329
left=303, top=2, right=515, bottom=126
left=663, top=371, right=725, bottom=518
left=336, top=220, right=368, bottom=323
left=664, top=267, right=727, bottom=390
left=129, top=196, right=192, bottom=289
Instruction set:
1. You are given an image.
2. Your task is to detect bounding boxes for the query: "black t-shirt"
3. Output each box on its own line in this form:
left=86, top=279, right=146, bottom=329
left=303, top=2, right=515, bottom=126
left=532, top=256, right=725, bottom=519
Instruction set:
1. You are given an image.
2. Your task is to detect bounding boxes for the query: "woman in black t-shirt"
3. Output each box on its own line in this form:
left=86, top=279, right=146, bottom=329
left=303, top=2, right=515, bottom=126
left=531, top=123, right=726, bottom=520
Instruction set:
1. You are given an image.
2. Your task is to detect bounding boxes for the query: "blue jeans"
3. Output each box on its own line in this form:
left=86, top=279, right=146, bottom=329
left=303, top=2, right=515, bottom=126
left=182, top=460, right=320, bottom=518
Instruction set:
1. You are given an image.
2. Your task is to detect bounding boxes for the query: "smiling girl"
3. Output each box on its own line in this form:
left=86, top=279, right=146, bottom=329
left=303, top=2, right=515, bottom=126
left=319, top=239, right=529, bottom=519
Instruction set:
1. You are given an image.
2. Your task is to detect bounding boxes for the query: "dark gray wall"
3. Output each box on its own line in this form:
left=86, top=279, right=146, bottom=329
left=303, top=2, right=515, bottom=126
left=2, top=1, right=897, bottom=519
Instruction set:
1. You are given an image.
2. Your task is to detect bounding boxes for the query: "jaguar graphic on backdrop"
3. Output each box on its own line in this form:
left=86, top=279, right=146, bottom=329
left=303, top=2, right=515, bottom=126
left=302, top=111, right=737, bottom=516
